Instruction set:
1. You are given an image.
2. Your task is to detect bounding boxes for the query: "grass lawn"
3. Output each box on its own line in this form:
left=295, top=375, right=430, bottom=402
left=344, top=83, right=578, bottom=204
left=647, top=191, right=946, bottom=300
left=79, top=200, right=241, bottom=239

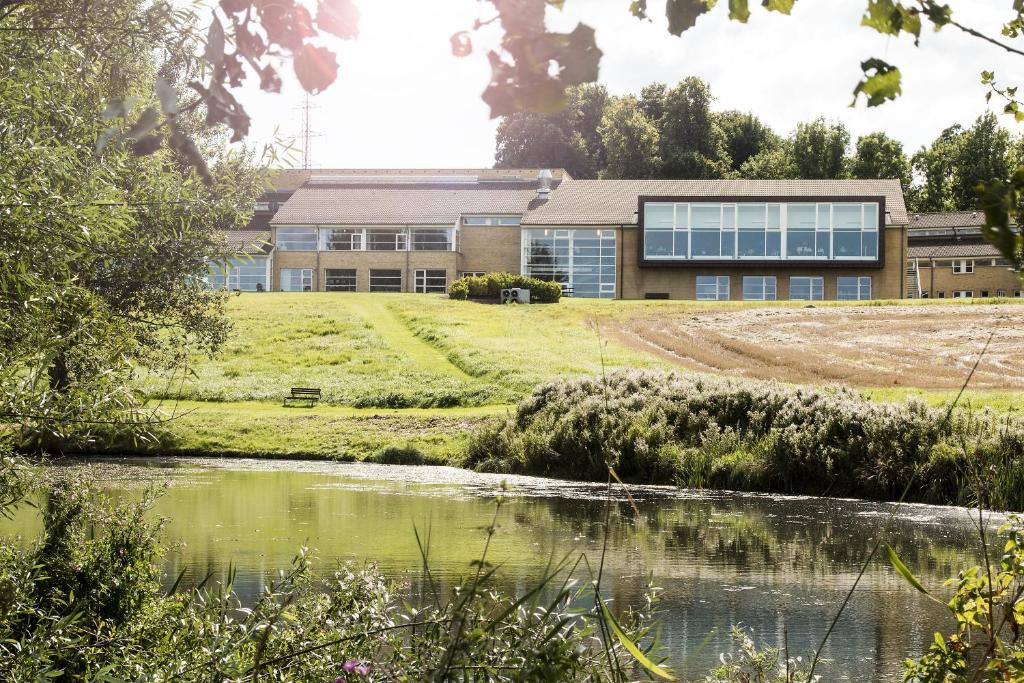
left=121, top=293, right=1022, bottom=460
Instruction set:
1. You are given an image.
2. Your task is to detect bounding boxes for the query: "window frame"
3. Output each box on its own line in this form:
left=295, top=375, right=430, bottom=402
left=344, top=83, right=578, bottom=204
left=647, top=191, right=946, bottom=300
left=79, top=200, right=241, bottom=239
left=276, top=227, right=318, bottom=251
left=414, top=269, right=448, bottom=293
left=280, top=268, right=313, bottom=292
left=695, top=275, right=730, bottom=301
left=789, top=276, right=824, bottom=301
left=837, top=276, right=872, bottom=301
left=369, top=269, right=403, bottom=293
left=953, top=290, right=974, bottom=299
left=324, top=268, right=357, bottom=292
left=952, top=259, right=975, bottom=274
left=741, top=275, right=777, bottom=301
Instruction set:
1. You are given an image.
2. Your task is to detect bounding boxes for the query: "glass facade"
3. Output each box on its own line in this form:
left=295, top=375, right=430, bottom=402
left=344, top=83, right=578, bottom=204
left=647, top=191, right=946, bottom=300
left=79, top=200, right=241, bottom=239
left=521, top=229, right=616, bottom=298
left=205, top=256, right=269, bottom=292
left=369, top=269, right=402, bottom=292
left=643, top=201, right=880, bottom=261
left=276, top=228, right=317, bottom=251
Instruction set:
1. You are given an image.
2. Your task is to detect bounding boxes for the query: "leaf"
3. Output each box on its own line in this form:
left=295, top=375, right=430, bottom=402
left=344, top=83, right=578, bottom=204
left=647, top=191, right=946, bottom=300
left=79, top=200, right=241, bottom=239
left=131, top=134, right=163, bottom=156
left=666, top=0, right=713, bottom=35
left=886, top=544, right=931, bottom=595
left=316, top=0, right=360, bottom=39
left=450, top=30, right=473, bottom=57
left=293, top=43, right=338, bottom=94
left=729, top=0, right=750, bottom=22
left=598, top=595, right=676, bottom=680
left=851, top=58, right=902, bottom=107
left=125, top=107, right=160, bottom=139
left=630, top=0, right=649, bottom=19
left=762, top=0, right=795, bottom=13
left=155, top=78, right=178, bottom=116
left=205, top=15, right=225, bottom=66
left=258, top=64, right=282, bottom=93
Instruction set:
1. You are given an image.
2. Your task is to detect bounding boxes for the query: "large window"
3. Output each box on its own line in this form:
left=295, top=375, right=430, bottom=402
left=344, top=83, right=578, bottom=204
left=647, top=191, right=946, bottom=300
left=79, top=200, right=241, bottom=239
left=742, top=276, right=777, bottom=301
left=837, top=276, right=872, bottom=301
left=414, top=269, right=448, bottom=293
left=366, top=229, right=407, bottom=251
left=369, top=269, right=402, bottom=292
left=789, top=276, right=824, bottom=301
left=205, top=256, right=268, bottom=292
left=521, top=229, right=616, bottom=298
left=276, top=227, right=317, bottom=251
left=320, top=228, right=362, bottom=251
left=325, top=269, right=357, bottom=292
left=696, top=276, right=730, bottom=301
left=280, top=268, right=313, bottom=292
left=411, top=229, right=453, bottom=251
left=643, top=201, right=880, bottom=261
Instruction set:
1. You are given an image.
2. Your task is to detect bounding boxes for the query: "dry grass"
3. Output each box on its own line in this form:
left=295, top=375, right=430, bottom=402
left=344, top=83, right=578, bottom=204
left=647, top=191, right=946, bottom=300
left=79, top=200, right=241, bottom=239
left=608, top=302, right=1024, bottom=390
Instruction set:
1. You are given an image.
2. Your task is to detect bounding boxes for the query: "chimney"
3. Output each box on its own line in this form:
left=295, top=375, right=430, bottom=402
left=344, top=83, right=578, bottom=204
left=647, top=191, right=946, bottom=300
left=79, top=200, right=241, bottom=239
left=537, top=169, right=552, bottom=200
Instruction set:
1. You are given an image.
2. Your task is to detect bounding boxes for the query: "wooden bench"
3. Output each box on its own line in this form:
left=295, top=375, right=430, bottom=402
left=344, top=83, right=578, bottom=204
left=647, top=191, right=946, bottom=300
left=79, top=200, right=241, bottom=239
left=284, top=387, right=321, bottom=407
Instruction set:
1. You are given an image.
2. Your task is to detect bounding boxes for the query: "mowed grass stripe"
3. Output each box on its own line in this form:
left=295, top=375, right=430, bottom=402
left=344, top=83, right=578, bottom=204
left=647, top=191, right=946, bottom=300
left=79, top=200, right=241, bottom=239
left=345, top=296, right=475, bottom=380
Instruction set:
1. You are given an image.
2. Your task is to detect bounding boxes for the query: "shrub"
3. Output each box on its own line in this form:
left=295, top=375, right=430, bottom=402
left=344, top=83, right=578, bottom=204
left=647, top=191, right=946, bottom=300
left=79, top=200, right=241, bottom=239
left=465, top=370, right=1024, bottom=508
left=448, top=272, right=561, bottom=303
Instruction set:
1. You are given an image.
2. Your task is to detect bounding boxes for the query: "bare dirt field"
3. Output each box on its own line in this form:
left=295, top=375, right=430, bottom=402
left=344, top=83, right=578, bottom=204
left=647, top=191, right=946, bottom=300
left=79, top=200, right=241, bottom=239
left=609, top=303, right=1024, bottom=389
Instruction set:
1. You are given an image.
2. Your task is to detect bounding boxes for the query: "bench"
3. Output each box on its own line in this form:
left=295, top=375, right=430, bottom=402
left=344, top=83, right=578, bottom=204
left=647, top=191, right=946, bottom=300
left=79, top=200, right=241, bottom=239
left=284, top=387, right=321, bottom=407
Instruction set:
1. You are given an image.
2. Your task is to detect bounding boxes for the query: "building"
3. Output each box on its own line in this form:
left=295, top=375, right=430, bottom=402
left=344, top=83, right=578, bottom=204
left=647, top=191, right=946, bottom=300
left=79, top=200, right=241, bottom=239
left=220, top=169, right=912, bottom=301
left=203, top=230, right=273, bottom=292
left=907, top=211, right=1021, bottom=299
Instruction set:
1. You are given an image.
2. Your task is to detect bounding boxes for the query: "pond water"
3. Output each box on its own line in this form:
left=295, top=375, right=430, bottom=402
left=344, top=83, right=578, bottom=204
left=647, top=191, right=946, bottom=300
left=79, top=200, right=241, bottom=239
left=0, top=457, right=995, bottom=681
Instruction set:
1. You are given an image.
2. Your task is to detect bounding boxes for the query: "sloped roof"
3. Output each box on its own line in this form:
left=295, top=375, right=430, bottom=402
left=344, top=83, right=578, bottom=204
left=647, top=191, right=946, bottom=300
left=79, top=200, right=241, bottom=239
left=522, top=179, right=908, bottom=226
left=265, top=168, right=568, bottom=193
left=220, top=230, right=272, bottom=255
left=908, top=211, right=986, bottom=229
left=908, top=243, right=1003, bottom=259
left=272, top=181, right=553, bottom=225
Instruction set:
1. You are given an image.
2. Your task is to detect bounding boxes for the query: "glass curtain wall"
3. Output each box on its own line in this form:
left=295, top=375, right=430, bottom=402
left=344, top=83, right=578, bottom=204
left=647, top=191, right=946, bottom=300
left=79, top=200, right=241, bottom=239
left=521, top=229, right=616, bottom=298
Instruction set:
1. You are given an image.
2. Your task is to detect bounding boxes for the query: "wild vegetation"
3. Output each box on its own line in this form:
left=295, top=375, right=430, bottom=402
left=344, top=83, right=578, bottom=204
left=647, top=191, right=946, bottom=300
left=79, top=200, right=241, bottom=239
left=466, top=371, right=1024, bottom=510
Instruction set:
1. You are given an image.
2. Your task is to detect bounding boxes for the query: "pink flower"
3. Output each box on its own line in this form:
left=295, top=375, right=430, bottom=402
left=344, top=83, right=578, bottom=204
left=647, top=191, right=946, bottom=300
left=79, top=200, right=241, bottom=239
left=355, top=664, right=373, bottom=676
left=342, top=660, right=359, bottom=673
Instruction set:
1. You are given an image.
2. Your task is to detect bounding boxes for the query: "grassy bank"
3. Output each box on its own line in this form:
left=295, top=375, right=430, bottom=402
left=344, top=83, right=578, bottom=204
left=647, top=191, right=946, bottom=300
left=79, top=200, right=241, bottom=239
left=466, top=371, right=1024, bottom=510
left=82, top=401, right=507, bottom=464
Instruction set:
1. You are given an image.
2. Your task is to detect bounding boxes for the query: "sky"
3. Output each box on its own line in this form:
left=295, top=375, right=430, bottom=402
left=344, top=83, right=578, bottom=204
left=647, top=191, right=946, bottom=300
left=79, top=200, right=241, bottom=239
left=234, top=0, right=1024, bottom=170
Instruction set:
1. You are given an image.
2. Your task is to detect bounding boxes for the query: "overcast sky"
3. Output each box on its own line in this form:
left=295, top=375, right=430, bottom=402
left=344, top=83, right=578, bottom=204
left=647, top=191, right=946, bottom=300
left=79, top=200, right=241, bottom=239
left=234, top=0, right=1024, bottom=169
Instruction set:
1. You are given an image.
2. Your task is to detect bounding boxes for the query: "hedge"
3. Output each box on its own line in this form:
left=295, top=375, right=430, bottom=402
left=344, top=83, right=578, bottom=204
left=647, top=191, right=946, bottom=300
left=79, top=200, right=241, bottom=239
left=449, top=272, right=561, bottom=303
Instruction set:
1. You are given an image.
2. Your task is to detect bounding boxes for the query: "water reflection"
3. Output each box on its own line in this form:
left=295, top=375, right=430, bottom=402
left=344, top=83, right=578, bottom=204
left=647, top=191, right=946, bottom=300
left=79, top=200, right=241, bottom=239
left=1, top=458, right=991, bottom=681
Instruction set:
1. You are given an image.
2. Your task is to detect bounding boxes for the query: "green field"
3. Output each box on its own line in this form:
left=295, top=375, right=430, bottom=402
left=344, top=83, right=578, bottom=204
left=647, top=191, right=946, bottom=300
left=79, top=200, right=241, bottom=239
left=129, top=293, right=1023, bottom=461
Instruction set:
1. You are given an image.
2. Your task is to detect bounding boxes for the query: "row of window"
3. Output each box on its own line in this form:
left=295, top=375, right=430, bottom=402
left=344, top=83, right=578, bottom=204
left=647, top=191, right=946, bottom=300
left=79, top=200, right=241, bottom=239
left=694, top=275, right=873, bottom=301
left=643, top=201, right=880, bottom=261
left=917, top=258, right=1016, bottom=272
left=923, top=289, right=1023, bottom=299
left=279, top=268, right=449, bottom=293
left=277, top=227, right=456, bottom=252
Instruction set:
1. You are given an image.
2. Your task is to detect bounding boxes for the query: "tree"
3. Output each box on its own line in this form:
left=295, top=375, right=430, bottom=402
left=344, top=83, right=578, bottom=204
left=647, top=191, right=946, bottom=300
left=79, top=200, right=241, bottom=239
left=493, top=84, right=609, bottom=177
left=792, top=118, right=850, bottom=179
left=850, top=132, right=912, bottom=189
left=716, top=110, right=780, bottom=173
left=598, top=96, right=661, bottom=179
left=0, top=0, right=263, bottom=440
left=657, top=77, right=731, bottom=178
left=739, top=142, right=799, bottom=180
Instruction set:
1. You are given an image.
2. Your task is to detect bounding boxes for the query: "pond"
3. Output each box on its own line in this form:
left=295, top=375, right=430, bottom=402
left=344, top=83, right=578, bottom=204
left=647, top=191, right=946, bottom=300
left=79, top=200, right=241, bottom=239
left=1, top=457, right=993, bottom=681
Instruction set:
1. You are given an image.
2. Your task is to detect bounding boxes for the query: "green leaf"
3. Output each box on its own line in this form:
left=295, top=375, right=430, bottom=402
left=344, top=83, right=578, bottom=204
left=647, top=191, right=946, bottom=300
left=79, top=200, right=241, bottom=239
left=886, top=544, right=931, bottom=595
left=666, top=0, right=714, bottom=35
left=861, top=0, right=922, bottom=42
left=851, top=58, right=902, bottom=107
left=729, top=0, right=750, bottom=21
left=598, top=595, right=675, bottom=681
left=630, top=0, right=649, bottom=19
left=762, top=0, right=795, bottom=13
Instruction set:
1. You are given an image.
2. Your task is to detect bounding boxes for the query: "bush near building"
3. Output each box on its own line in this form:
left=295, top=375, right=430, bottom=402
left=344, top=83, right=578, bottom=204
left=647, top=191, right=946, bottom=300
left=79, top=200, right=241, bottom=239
left=449, top=272, right=562, bottom=303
